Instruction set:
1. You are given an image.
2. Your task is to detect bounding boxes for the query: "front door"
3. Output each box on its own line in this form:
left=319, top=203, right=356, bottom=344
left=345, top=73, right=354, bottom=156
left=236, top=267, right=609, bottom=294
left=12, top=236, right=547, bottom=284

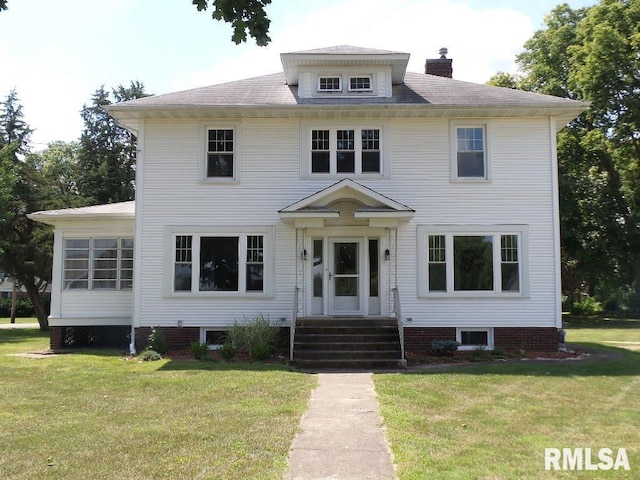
left=329, top=238, right=364, bottom=314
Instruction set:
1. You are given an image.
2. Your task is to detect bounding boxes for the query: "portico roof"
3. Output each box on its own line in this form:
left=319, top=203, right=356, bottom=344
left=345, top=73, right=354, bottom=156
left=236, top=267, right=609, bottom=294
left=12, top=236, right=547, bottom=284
left=279, top=179, right=414, bottom=228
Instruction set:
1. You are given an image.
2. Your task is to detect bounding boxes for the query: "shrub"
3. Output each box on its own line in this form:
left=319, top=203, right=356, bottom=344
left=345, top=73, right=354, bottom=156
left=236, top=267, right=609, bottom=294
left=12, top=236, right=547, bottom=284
left=149, top=327, right=168, bottom=354
left=430, top=340, right=460, bottom=356
left=219, top=341, right=237, bottom=361
left=225, top=315, right=277, bottom=360
left=139, top=349, right=161, bottom=362
left=571, top=295, right=603, bottom=315
left=469, top=346, right=492, bottom=362
left=0, top=297, right=35, bottom=317
left=190, top=341, right=209, bottom=360
left=250, top=343, right=272, bottom=361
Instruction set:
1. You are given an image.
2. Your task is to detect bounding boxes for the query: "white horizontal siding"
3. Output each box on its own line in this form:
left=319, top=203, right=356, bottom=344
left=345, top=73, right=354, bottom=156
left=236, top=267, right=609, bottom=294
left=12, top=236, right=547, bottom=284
left=135, top=116, right=558, bottom=329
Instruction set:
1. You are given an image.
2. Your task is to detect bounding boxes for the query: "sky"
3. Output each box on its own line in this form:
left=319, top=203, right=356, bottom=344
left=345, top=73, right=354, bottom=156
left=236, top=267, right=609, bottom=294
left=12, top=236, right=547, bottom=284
left=1, top=0, right=597, bottom=150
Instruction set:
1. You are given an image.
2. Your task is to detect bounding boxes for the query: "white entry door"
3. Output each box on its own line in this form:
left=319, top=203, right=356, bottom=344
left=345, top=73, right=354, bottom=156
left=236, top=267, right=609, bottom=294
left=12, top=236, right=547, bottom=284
left=329, top=238, right=364, bottom=314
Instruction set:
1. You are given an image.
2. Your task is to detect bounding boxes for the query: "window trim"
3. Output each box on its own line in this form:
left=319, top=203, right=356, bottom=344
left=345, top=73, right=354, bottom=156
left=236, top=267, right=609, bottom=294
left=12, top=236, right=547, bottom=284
left=348, top=75, right=373, bottom=92
left=450, top=121, right=491, bottom=182
left=317, top=75, right=342, bottom=92
left=417, top=225, right=529, bottom=298
left=301, top=121, right=390, bottom=178
left=200, top=123, right=241, bottom=184
left=62, top=237, right=134, bottom=291
left=457, top=327, right=494, bottom=350
left=163, top=226, right=273, bottom=298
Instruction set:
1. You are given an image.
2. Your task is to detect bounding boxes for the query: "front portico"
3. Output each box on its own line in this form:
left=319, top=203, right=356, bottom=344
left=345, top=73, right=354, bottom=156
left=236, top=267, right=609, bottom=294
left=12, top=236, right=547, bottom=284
left=279, top=179, right=414, bottom=318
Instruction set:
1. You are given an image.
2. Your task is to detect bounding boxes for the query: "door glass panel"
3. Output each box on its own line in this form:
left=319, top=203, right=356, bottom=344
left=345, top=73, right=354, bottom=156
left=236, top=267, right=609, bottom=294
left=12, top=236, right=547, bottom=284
left=335, top=277, right=358, bottom=297
left=334, top=242, right=358, bottom=275
left=313, top=239, right=323, bottom=298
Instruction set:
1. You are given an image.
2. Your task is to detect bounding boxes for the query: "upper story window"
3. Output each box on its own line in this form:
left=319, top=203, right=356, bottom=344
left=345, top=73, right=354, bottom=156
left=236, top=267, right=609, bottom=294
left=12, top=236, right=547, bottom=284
left=451, top=122, right=490, bottom=181
left=310, top=128, right=381, bottom=175
left=348, top=76, right=372, bottom=92
left=318, top=76, right=341, bottom=92
left=63, top=238, right=133, bottom=291
left=207, top=129, right=234, bottom=178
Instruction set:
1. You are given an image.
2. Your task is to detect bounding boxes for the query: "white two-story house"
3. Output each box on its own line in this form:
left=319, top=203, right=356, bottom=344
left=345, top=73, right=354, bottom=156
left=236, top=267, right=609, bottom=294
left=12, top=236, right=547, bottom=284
left=30, top=46, right=587, bottom=363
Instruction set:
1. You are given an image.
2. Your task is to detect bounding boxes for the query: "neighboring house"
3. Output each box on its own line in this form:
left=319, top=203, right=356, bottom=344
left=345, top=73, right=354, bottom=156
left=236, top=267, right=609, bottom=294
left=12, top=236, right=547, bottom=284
left=30, top=46, right=587, bottom=362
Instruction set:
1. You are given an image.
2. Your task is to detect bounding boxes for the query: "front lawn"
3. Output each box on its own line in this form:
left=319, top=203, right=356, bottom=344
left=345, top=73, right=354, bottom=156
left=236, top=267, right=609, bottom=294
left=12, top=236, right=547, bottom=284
left=375, top=317, right=640, bottom=479
left=0, top=316, right=40, bottom=324
left=0, top=329, right=316, bottom=480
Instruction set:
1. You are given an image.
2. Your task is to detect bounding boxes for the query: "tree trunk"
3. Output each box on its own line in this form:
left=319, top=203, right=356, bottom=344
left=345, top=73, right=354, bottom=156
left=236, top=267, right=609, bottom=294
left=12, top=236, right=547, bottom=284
left=10, top=280, right=17, bottom=324
left=22, top=281, right=49, bottom=331
left=634, top=253, right=640, bottom=295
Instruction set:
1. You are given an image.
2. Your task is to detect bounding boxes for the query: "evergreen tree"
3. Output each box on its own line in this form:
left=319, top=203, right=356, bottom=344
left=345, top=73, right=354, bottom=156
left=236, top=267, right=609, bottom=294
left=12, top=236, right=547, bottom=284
left=76, top=82, right=147, bottom=204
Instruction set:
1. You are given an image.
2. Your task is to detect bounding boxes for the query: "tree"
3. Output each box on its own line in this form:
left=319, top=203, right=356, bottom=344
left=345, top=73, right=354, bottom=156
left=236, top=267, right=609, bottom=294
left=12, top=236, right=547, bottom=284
left=0, top=1, right=272, bottom=46
left=76, top=82, right=147, bottom=204
left=193, top=0, right=271, bottom=46
left=501, top=1, right=640, bottom=309
left=0, top=91, right=87, bottom=329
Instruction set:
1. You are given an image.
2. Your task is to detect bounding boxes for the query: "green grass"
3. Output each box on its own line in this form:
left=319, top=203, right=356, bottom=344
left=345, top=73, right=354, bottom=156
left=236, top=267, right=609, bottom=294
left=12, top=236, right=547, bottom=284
left=375, top=317, right=640, bottom=479
left=0, top=329, right=316, bottom=480
left=0, top=316, right=40, bottom=324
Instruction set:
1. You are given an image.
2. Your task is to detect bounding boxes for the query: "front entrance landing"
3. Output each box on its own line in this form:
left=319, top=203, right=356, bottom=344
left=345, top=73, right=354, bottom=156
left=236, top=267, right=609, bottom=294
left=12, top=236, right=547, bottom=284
left=285, top=372, right=397, bottom=480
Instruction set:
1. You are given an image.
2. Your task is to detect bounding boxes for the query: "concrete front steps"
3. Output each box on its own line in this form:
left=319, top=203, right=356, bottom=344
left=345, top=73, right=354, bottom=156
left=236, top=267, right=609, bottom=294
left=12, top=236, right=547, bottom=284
left=291, top=316, right=405, bottom=370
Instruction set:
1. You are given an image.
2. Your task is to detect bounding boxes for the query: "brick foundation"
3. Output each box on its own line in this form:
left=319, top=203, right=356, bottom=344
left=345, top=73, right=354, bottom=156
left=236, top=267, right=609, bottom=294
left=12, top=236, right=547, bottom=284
left=50, top=326, right=64, bottom=350
left=404, top=327, right=456, bottom=354
left=494, top=327, right=558, bottom=352
left=134, top=326, right=291, bottom=354
left=404, top=326, right=559, bottom=354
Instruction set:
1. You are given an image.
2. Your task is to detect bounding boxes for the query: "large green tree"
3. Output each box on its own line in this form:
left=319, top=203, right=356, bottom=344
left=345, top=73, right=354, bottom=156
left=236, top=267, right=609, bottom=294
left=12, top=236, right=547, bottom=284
left=76, top=82, right=147, bottom=204
left=0, top=1, right=271, bottom=45
left=490, top=0, right=640, bottom=307
left=0, top=91, right=87, bottom=329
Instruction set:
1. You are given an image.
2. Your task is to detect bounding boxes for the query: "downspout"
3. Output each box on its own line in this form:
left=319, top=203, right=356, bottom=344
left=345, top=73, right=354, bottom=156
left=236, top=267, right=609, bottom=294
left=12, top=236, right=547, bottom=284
left=129, top=324, right=136, bottom=355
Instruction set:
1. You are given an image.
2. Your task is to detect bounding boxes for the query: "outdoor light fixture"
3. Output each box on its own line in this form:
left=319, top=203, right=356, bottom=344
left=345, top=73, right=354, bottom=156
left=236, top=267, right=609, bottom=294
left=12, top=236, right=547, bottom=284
left=301, top=249, right=307, bottom=261
left=384, top=249, right=390, bottom=261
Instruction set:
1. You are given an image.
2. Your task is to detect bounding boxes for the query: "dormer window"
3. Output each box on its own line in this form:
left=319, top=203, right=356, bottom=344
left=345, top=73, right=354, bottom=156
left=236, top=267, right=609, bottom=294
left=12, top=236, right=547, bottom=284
left=318, top=76, right=341, bottom=92
left=348, top=76, right=372, bottom=92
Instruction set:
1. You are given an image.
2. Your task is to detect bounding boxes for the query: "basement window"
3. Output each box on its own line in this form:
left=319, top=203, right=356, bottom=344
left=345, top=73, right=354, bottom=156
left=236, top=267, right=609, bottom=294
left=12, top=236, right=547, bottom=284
left=457, top=328, right=494, bottom=350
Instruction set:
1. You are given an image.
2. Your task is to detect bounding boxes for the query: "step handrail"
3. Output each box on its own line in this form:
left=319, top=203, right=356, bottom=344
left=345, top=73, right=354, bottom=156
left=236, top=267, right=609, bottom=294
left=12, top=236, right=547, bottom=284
left=392, top=287, right=405, bottom=360
left=290, top=286, right=299, bottom=361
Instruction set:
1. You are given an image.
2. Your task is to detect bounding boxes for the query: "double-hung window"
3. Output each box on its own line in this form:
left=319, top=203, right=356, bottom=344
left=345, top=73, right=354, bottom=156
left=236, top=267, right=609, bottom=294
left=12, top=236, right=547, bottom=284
left=170, top=231, right=268, bottom=295
left=309, top=127, right=382, bottom=175
left=206, top=128, right=234, bottom=178
left=452, top=123, right=489, bottom=180
left=419, top=226, right=527, bottom=296
left=63, top=238, right=134, bottom=290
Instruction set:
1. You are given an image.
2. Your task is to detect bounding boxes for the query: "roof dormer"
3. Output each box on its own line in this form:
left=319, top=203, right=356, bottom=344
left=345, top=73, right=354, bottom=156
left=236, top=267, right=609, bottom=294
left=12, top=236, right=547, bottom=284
left=280, top=45, right=410, bottom=99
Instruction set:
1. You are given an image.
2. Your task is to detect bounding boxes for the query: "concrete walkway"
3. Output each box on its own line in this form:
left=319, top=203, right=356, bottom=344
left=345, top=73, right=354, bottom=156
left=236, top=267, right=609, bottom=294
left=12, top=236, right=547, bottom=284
left=0, top=322, right=39, bottom=329
left=285, top=372, right=397, bottom=480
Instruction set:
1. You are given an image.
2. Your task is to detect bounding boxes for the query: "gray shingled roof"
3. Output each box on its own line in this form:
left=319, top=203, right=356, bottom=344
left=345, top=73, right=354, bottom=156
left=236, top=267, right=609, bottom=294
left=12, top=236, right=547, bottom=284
left=109, top=71, right=582, bottom=109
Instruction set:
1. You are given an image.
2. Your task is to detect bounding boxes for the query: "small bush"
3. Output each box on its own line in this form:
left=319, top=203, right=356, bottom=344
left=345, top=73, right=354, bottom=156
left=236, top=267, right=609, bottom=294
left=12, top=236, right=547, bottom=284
left=469, top=346, right=492, bottom=362
left=225, top=314, right=278, bottom=361
left=0, top=297, right=35, bottom=317
left=571, top=295, right=602, bottom=315
left=219, top=341, right=237, bottom=361
left=190, top=341, right=209, bottom=360
left=250, top=343, right=273, bottom=361
left=149, top=327, right=168, bottom=354
left=430, top=340, right=460, bottom=356
left=139, top=349, right=161, bottom=362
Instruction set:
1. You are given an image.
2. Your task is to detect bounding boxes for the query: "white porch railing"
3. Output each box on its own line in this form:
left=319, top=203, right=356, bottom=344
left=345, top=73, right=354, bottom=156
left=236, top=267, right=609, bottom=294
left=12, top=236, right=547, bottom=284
left=290, top=287, right=299, bottom=361
left=392, top=287, right=405, bottom=360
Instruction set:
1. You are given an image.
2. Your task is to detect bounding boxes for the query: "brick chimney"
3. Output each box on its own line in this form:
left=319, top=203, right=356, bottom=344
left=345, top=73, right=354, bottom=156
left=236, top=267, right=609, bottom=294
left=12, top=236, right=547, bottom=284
left=425, top=47, right=453, bottom=78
